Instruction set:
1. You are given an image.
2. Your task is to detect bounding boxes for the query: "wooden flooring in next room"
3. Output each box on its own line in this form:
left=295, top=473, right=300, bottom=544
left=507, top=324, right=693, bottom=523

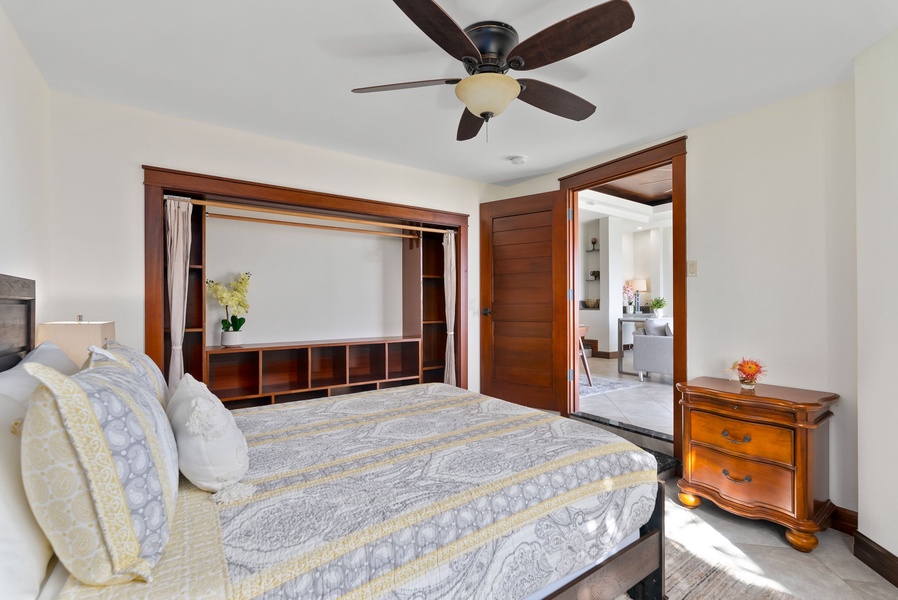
left=578, top=354, right=675, bottom=436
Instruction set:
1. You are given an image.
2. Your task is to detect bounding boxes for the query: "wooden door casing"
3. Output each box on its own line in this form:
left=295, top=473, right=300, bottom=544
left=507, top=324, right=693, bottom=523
left=480, top=191, right=568, bottom=412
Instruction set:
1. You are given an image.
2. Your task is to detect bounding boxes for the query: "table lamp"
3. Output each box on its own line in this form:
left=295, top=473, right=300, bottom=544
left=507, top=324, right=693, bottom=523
left=36, top=317, right=116, bottom=366
left=628, top=279, right=648, bottom=312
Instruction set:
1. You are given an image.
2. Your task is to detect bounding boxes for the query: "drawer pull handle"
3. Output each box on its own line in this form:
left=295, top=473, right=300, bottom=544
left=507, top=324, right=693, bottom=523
left=722, top=469, right=752, bottom=484
left=721, top=430, right=751, bottom=444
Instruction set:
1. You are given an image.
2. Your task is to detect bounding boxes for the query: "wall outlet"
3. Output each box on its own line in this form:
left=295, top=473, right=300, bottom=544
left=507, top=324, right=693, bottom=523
left=687, top=260, right=698, bottom=277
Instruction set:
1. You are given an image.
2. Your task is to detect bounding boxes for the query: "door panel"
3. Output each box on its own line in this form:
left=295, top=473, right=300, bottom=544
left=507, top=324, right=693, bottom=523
left=480, top=191, right=569, bottom=411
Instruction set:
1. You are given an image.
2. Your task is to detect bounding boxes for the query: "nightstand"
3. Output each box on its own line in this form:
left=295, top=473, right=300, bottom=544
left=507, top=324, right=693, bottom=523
left=676, top=377, right=838, bottom=552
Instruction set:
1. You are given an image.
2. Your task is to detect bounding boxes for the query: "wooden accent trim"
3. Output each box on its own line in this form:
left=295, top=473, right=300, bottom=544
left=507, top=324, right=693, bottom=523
left=671, top=152, right=687, bottom=464
left=143, top=166, right=468, bottom=227
left=0, top=274, right=36, bottom=373
left=831, top=505, right=858, bottom=537
left=144, top=185, right=165, bottom=368
left=854, top=531, right=898, bottom=588
left=561, top=137, right=687, bottom=465
left=143, top=167, right=468, bottom=387
left=559, top=137, right=687, bottom=191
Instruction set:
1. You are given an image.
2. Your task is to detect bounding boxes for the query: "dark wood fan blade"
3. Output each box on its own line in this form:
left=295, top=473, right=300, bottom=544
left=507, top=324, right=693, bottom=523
left=457, top=109, right=484, bottom=141
left=352, top=78, right=461, bottom=93
left=517, top=79, right=596, bottom=121
left=508, top=0, right=635, bottom=71
left=393, top=0, right=482, bottom=63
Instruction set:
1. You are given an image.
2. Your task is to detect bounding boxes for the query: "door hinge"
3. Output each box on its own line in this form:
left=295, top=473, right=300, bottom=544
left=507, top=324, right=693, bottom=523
left=567, top=209, right=573, bottom=221
left=568, top=369, right=574, bottom=382
left=568, top=289, right=574, bottom=301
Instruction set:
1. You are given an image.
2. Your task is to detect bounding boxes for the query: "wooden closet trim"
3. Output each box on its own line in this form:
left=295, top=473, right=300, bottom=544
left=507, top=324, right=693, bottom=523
left=143, top=166, right=469, bottom=388
left=144, top=167, right=468, bottom=226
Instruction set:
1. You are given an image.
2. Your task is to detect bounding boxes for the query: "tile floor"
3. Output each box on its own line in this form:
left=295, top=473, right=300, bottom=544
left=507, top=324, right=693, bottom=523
left=664, top=481, right=897, bottom=599
left=579, top=353, right=675, bottom=436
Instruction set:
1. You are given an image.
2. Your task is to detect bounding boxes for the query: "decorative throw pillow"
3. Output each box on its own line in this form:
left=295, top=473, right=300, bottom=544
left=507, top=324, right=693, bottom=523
left=87, top=340, right=168, bottom=408
left=20, top=363, right=179, bottom=585
left=166, top=374, right=250, bottom=494
left=644, top=320, right=669, bottom=336
left=0, top=393, right=54, bottom=600
left=0, top=341, right=79, bottom=408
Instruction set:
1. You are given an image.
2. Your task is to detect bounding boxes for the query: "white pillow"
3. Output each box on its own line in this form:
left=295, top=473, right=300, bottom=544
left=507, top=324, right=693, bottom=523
left=0, top=342, right=79, bottom=406
left=166, top=374, right=249, bottom=492
left=0, top=393, right=53, bottom=600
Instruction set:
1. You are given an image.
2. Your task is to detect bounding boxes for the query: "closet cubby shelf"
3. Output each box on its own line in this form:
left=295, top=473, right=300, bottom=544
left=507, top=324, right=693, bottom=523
left=205, top=337, right=422, bottom=405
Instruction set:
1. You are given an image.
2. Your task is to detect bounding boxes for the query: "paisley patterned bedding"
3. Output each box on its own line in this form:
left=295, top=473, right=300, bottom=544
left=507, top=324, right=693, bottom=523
left=59, top=383, right=657, bottom=600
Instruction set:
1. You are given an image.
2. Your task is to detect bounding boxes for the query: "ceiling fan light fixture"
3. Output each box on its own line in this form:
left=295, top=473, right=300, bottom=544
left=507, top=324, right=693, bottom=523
left=455, top=73, right=520, bottom=120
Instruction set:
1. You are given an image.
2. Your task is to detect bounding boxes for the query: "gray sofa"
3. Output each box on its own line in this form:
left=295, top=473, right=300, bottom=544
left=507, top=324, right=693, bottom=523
left=632, top=319, right=673, bottom=381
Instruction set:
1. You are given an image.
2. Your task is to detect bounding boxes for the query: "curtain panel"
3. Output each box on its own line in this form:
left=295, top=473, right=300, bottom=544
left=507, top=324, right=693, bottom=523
left=165, top=197, right=193, bottom=392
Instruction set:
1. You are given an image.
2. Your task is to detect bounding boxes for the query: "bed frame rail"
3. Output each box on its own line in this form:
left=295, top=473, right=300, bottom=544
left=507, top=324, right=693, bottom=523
left=549, top=481, right=666, bottom=600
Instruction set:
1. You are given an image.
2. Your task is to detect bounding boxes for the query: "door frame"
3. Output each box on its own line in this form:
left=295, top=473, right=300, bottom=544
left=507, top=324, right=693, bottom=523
left=559, top=137, right=687, bottom=460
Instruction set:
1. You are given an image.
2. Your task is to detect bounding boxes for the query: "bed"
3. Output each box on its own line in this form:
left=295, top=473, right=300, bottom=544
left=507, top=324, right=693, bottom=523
left=0, top=274, right=666, bottom=600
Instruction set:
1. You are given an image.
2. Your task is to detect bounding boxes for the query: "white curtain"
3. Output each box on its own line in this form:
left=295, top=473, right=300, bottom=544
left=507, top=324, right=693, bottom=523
left=442, top=232, right=457, bottom=386
left=165, top=197, right=193, bottom=393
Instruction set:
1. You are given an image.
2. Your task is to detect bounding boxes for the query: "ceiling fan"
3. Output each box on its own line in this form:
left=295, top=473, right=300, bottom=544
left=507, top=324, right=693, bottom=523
left=352, top=0, right=636, bottom=141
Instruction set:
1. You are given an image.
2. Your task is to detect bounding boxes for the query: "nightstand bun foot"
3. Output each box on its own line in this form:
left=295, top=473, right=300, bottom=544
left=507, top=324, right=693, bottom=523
left=785, top=529, right=818, bottom=552
left=678, top=492, right=701, bottom=509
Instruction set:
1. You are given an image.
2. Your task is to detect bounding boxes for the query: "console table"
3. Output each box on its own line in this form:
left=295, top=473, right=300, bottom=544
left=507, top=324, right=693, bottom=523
left=676, top=377, right=838, bottom=552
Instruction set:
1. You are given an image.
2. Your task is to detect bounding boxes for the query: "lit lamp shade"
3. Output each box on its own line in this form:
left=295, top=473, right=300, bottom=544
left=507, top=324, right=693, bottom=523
left=455, top=73, right=521, bottom=119
left=628, top=279, right=648, bottom=293
left=36, top=321, right=116, bottom=366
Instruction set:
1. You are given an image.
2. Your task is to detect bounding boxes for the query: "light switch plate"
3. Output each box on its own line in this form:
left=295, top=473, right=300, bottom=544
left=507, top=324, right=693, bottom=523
left=687, top=260, right=698, bottom=277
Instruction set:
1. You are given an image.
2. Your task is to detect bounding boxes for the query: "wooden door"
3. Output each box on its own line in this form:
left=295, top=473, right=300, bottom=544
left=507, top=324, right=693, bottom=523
left=480, top=191, right=571, bottom=412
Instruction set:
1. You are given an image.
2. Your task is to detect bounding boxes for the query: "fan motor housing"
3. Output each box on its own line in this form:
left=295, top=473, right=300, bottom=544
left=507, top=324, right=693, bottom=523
left=463, top=21, right=520, bottom=74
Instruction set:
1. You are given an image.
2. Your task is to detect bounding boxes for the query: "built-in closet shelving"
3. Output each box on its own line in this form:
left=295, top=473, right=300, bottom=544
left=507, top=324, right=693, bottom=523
left=145, top=167, right=468, bottom=408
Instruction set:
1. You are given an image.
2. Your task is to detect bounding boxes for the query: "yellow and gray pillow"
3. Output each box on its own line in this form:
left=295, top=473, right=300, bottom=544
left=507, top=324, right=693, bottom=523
left=20, top=362, right=178, bottom=585
left=87, top=340, right=169, bottom=408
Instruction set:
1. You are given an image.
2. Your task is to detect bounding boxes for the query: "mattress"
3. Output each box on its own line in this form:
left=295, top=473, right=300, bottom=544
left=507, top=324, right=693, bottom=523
left=58, top=383, right=658, bottom=599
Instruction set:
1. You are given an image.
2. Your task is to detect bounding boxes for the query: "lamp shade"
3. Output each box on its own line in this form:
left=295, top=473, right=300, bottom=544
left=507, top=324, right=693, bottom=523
left=36, top=321, right=116, bottom=366
left=455, top=73, right=521, bottom=119
left=628, top=279, right=648, bottom=292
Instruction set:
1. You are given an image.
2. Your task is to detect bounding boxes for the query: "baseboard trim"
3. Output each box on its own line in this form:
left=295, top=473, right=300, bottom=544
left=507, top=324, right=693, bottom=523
left=854, top=531, right=898, bottom=588
left=593, top=350, right=618, bottom=359
left=831, top=505, right=858, bottom=537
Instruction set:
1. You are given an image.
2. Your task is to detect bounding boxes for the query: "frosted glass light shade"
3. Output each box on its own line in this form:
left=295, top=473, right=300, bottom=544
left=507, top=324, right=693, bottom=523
left=36, top=321, right=116, bottom=365
left=455, top=73, right=521, bottom=119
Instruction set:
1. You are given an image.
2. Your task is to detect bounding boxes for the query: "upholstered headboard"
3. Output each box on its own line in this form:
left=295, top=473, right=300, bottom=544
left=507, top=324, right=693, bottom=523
left=0, top=274, right=36, bottom=373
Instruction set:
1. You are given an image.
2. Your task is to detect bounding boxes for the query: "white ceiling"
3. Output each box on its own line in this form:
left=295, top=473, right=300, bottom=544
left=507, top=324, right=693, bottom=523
left=4, top=0, right=897, bottom=185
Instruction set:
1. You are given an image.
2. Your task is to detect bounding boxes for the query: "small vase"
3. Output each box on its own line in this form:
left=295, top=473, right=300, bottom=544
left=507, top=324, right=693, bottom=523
left=739, top=378, right=756, bottom=390
left=654, top=308, right=664, bottom=317
left=626, top=305, right=635, bottom=314
left=221, top=330, right=244, bottom=347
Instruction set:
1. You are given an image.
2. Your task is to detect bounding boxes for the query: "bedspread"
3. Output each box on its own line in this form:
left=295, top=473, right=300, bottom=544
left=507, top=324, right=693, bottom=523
left=60, top=383, right=657, bottom=600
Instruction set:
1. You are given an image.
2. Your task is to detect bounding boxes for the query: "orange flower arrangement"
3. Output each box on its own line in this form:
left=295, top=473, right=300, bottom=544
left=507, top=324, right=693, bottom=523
left=727, top=357, right=766, bottom=386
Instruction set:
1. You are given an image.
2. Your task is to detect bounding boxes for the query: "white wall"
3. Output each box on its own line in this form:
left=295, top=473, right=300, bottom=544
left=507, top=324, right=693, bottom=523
left=687, top=82, right=858, bottom=511
left=45, top=92, right=488, bottom=390
left=855, top=27, right=898, bottom=557
left=205, top=218, right=402, bottom=345
left=0, top=8, right=51, bottom=313
left=491, top=81, right=859, bottom=511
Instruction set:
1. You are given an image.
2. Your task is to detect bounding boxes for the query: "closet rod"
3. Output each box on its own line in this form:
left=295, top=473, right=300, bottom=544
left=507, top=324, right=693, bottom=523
left=206, top=212, right=418, bottom=239
left=191, top=198, right=453, bottom=235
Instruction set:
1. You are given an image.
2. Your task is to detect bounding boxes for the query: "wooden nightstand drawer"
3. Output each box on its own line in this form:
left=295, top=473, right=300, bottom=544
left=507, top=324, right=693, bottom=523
left=692, top=410, right=794, bottom=465
left=692, top=446, right=794, bottom=513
